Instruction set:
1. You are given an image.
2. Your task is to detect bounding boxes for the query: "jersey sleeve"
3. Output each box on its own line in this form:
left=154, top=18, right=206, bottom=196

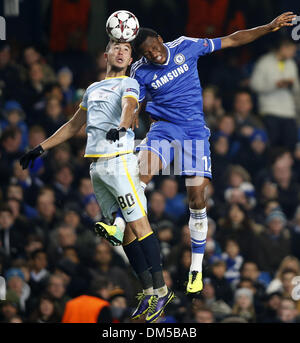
left=122, top=77, right=140, bottom=108
left=79, top=91, right=88, bottom=111
left=181, top=36, right=222, bottom=57
left=130, top=64, right=146, bottom=102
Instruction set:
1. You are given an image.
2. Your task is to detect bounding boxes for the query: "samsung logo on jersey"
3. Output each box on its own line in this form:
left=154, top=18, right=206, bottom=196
left=151, top=63, right=189, bottom=89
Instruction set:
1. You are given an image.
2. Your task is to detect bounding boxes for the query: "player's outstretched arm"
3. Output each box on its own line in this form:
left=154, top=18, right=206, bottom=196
left=41, top=107, right=87, bottom=150
left=20, top=108, right=86, bottom=169
left=220, top=12, right=297, bottom=49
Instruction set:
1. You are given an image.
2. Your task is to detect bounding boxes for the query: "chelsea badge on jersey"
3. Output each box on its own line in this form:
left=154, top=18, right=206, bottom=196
left=174, top=53, right=185, bottom=65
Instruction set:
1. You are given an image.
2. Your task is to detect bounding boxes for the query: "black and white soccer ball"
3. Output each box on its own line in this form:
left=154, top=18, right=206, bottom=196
left=106, top=10, right=139, bottom=43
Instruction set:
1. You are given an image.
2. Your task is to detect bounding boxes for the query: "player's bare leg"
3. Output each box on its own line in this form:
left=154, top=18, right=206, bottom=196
left=123, top=223, right=137, bottom=245
left=138, top=149, right=163, bottom=185
left=185, top=176, right=210, bottom=294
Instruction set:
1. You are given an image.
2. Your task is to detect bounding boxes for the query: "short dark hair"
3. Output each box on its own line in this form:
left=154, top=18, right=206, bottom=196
left=0, top=127, right=21, bottom=144
left=44, top=82, right=62, bottom=94
left=90, top=276, right=110, bottom=293
left=133, top=28, right=159, bottom=52
left=211, top=260, right=226, bottom=268
left=55, top=163, right=74, bottom=175
left=24, top=45, right=41, bottom=54
left=105, top=39, right=113, bottom=52
left=31, top=249, right=47, bottom=260
left=0, top=204, right=13, bottom=215
left=241, top=260, right=259, bottom=271
left=237, top=277, right=254, bottom=288
left=234, top=87, right=253, bottom=98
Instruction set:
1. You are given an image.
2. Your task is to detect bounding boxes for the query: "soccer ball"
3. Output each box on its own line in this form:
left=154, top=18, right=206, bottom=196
left=106, top=10, right=139, bottom=43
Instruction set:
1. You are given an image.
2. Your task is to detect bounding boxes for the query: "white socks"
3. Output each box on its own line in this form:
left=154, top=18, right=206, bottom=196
left=189, top=208, right=208, bottom=273
left=140, top=181, right=147, bottom=192
left=154, top=285, right=168, bottom=298
left=114, top=216, right=126, bottom=233
left=143, top=287, right=154, bottom=296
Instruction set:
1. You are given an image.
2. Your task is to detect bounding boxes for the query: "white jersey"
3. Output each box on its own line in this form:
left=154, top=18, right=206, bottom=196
left=80, top=76, right=139, bottom=157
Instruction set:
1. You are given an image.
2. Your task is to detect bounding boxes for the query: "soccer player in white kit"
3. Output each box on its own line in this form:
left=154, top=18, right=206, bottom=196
left=20, top=40, right=175, bottom=323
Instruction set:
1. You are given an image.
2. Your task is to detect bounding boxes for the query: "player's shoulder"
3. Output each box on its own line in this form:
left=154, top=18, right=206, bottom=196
left=85, top=81, right=102, bottom=93
left=166, top=36, right=199, bottom=49
left=121, top=76, right=139, bottom=88
left=130, top=56, right=149, bottom=77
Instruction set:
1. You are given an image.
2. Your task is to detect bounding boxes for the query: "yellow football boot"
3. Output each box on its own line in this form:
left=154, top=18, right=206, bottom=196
left=94, top=222, right=123, bottom=246
left=186, top=271, right=203, bottom=294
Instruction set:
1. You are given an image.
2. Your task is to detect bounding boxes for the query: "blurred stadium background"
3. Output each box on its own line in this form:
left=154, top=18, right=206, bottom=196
left=0, top=0, right=300, bottom=323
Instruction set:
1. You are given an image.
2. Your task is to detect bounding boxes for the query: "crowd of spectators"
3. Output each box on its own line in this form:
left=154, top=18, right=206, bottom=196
left=1, top=0, right=300, bottom=323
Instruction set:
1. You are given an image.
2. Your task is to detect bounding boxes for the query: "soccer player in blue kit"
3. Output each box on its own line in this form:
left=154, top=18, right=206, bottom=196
left=95, top=11, right=297, bottom=314
left=126, top=11, right=297, bottom=295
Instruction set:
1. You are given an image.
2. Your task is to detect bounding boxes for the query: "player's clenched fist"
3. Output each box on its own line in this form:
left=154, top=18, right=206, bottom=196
left=20, top=145, right=44, bottom=169
left=106, top=127, right=127, bottom=142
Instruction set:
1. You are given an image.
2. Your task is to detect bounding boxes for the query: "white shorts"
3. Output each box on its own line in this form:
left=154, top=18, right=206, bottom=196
left=90, top=153, right=147, bottom=223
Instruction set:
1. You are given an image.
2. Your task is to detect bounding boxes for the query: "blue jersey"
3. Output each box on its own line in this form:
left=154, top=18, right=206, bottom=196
left=130, top=36, right=222, bottom=125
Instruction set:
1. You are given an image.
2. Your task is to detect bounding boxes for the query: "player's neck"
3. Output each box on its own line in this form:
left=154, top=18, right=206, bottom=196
left=106, top=65, right=127, bottom=79
left=105, top=71, right=127, bottom=79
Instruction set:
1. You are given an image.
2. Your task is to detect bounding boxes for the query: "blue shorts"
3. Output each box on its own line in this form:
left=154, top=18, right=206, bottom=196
left=136, top=120, right=212, bottom=178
